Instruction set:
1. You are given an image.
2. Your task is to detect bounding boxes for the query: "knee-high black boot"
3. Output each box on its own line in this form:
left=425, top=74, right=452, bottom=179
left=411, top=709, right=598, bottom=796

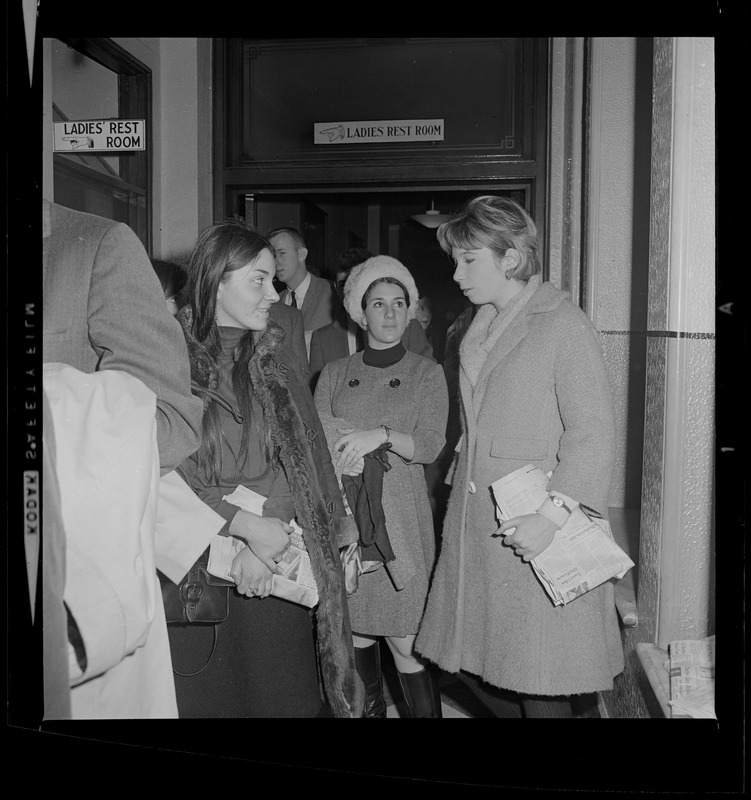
left=354, top=643, right=387, bottom=718
left=397, top=667, right=443, bottom=718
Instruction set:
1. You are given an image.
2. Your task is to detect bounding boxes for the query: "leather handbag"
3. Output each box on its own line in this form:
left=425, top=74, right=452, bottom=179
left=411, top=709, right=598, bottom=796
left=160, top=547, right=235, bottom=624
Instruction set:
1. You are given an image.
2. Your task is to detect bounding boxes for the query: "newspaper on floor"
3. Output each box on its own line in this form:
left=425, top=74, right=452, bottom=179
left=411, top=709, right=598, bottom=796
left=207, top=484, right=319, bottom=608
left=490, top=464, right=634, bottom=606
left=667, top=635, right=716, bottom=719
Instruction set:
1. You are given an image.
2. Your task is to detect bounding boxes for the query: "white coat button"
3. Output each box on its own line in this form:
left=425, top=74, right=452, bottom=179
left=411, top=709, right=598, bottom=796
left=468, top=481, right=477, bottom=494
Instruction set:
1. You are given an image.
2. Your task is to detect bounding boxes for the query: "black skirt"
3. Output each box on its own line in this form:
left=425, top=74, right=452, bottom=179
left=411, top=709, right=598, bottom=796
left=168, top=589, right=328, bottom=718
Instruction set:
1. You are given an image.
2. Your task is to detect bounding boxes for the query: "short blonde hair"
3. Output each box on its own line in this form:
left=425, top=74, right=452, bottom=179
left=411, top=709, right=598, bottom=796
left=437, top=195, right=541, bottom=281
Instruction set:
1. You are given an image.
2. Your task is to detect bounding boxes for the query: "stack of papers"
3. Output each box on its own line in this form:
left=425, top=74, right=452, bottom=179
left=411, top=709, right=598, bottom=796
left=490, top=464, right=634, bottom=606
left=667, top=635, right=716, bottom=719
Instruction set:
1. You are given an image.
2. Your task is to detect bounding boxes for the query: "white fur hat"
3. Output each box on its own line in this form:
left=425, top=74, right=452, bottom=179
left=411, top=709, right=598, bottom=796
left=343, top=255, right=419, bottom=329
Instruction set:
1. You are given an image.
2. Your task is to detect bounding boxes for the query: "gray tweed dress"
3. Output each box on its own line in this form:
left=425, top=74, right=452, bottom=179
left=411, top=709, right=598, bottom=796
left=315, top=349, right=448, bottom=637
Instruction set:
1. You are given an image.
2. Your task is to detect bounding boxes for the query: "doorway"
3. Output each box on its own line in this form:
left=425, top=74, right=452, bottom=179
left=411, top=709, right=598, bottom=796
left=240, top=185, right=532, bottom=344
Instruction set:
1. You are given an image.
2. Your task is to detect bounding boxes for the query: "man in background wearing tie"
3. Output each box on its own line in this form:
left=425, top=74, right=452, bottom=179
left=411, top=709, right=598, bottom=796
left=267, top=227, right=341, bottom=358
left=308, top=248, right=434, bottom=390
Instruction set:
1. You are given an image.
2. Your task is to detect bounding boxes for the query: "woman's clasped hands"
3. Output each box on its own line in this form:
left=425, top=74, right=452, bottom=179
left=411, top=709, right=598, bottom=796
left=335, top=427, right=383, bottom=473
left=229, top=509, right=293, bottom=571
left=496, top=513, right=558, bottom=562
left=230, top=546, right=273, bottom=598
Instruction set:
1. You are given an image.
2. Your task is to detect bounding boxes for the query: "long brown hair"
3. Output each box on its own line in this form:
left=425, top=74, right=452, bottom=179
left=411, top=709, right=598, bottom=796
left=186, top=219, right=274, bottom=483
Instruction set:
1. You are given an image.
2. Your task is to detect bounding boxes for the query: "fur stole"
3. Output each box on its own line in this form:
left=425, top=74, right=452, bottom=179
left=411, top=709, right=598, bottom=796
left=177, top=307, right=364, bottom=718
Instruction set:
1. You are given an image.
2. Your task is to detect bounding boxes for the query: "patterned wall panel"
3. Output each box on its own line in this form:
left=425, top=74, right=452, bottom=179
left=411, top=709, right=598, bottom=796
left=600, top=334, right=644, bottom=508
left=659, top=338, right=715, bottom=644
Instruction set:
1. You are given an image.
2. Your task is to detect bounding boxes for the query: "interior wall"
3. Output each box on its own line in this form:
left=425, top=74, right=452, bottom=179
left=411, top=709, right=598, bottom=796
left=154, top=37, right=213, bottom=264
left=546, top=37, right=584, bottom=300
left=586, top=37, right=651, bottom=512
left=584, top=37, right=654, bottom=717
left=652, top=36, right=715, bottom=647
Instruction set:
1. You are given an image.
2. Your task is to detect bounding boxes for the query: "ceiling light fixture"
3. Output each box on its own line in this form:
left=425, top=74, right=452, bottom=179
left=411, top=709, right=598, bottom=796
left=410, top=198, right=450, bottom=229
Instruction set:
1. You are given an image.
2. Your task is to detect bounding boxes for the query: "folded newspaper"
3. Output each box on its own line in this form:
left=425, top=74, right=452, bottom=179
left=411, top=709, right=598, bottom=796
left=207, top=485, right=319, bottom=608
left=667, top=635, right=716, bottom=719
left=490, top=464, right=634, bottom=606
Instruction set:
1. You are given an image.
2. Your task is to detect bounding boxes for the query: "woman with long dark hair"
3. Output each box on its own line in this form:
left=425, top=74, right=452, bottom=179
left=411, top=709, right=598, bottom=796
left=167, top=219, right=362, bottom=718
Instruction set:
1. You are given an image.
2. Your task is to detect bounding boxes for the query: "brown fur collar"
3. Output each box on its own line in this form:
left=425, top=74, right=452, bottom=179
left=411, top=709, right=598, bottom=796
left=177, top=307, right=363, bottom=718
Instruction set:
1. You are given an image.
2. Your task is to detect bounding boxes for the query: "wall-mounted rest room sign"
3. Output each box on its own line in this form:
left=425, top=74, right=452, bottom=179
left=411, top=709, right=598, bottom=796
left=53, top=120, right=146, bottom=152
left=314, top=119, right=444, bottom=144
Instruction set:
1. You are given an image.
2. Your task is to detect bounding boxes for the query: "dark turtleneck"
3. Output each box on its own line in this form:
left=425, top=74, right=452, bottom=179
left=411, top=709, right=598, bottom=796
left=362, top=340, right=406, bottom=368
left=218, top=325, right=249, bottom=359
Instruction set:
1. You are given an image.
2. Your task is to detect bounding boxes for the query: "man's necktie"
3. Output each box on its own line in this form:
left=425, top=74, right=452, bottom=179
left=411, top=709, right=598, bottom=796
left=290, top=291, right=298, bottom=309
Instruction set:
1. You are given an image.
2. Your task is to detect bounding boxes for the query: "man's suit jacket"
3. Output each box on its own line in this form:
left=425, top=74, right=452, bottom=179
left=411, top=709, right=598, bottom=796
left=280, top=272, right=341, bottom=335
left=308, top=315, right=434, bottom=390
left=42, top=200, right=202, bottom=473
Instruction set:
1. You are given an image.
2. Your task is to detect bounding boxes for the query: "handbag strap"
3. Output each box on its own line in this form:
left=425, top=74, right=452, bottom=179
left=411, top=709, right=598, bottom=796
left=172, top=624, right=220, bottom=678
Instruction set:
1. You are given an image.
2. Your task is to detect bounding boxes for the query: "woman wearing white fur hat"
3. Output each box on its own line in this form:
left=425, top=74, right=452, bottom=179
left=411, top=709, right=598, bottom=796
left=314, top=256, right=449, bottom=717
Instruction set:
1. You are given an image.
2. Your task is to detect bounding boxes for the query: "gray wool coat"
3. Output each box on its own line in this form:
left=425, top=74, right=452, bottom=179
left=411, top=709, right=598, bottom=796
left=315, top=350, right=448, bottom=637
left=415, top=282, right=624, bottom=696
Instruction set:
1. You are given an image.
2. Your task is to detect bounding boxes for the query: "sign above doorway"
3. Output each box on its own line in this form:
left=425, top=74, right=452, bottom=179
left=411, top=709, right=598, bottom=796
left=53, top=120, right=145, bottom=152
left=314, top=119, right=444, bottom=145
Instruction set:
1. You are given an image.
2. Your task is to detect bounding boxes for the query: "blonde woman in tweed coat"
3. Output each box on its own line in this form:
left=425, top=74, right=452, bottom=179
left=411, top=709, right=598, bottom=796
left=314, top=256, right=448, bottom=717
left=415, top=196, right=624, bottom=718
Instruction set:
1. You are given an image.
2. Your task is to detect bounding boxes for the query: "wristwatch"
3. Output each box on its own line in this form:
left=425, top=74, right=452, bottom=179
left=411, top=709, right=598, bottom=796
left=536, top=493, right=574, bottom=529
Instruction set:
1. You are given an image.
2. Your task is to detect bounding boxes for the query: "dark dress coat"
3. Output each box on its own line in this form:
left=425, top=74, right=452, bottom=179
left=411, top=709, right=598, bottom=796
left=171, top=310, right=362, bottom=717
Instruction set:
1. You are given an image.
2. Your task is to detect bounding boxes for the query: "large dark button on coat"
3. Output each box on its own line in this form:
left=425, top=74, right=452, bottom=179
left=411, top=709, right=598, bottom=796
left=389, top=378, right=401, bottom=388
left=349, top=379, right=359, bottom=387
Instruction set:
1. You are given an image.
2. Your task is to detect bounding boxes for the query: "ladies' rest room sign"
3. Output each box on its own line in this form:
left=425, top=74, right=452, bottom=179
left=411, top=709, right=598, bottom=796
left=314, top=119, right=444, bottom=144
left=54, top=120, right=146, bottom=152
